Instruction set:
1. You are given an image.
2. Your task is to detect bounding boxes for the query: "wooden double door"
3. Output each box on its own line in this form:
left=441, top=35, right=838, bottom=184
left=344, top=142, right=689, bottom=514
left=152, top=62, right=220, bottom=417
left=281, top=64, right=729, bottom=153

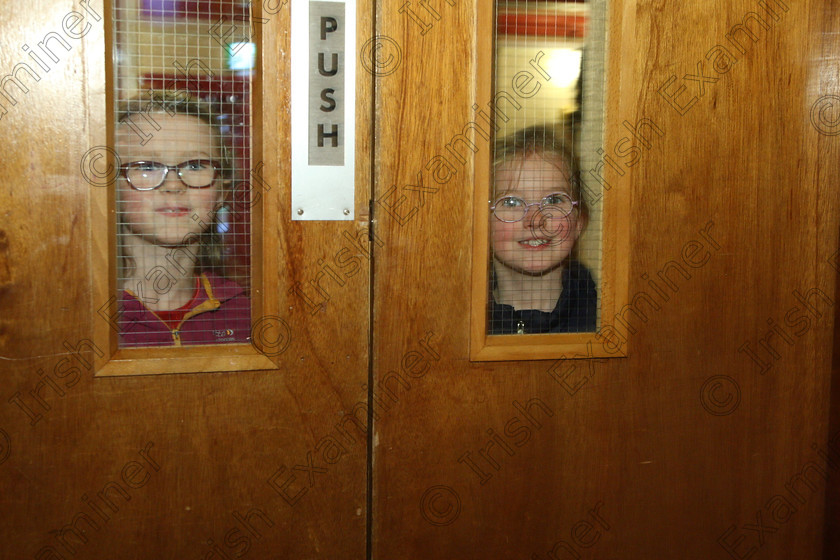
left=2, top=0, right=840, bottom=558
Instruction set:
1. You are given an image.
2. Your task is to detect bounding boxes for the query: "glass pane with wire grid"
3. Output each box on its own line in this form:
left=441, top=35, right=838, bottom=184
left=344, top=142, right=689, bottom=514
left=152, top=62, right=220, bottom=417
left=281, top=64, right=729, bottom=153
left=113, top=0, right=255, bottom=347
left=488, top=0, right=603, bottom=335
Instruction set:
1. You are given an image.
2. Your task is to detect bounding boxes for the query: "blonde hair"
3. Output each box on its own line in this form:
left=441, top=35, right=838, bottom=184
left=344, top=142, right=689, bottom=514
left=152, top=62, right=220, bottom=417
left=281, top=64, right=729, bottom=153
left=493, top=123, right=589, bottom=227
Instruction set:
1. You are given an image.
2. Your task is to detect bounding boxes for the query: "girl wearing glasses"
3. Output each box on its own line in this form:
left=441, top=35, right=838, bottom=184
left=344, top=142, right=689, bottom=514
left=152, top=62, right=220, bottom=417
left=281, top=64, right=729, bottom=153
left=489, top=124, right=597, bottom=334
left=115, top=95, right=250, bottom=347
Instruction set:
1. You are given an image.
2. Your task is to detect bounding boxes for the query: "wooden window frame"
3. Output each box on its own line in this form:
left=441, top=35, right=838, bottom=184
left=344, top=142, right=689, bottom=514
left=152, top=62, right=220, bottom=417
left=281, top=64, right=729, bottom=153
left=470, top=0, right=629, bottom=361
left=88, top=0, right=280, bottom=376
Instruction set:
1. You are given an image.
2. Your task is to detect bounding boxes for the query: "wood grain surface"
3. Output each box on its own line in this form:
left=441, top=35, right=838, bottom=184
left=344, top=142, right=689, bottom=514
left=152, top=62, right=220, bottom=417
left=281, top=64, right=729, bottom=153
left=0, top=0, right=838, bottom=558
left=372, top=0, right=840, bottom=559
left=0, top=0, right=371, bottom=558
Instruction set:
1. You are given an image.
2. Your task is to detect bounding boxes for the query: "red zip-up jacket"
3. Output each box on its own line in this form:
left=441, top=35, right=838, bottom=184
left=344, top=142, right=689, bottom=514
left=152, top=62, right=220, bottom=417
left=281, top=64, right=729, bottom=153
left=119, top=272, right=251, bottom=347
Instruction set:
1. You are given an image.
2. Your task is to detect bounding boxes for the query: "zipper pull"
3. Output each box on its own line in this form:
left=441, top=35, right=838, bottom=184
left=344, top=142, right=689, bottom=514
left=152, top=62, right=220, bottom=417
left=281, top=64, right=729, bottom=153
left=516, top=320, right=525, bottom=335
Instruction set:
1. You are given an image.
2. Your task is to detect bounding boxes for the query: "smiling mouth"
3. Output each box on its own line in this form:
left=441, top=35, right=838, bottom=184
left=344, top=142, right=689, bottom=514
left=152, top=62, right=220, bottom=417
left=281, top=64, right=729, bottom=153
left=519, top=239, right=551, bottom=247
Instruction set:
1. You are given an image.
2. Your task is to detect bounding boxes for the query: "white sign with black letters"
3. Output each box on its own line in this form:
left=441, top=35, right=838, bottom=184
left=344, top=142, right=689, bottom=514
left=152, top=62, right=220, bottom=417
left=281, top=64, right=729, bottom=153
left=291, top=0, right=356, bottom=220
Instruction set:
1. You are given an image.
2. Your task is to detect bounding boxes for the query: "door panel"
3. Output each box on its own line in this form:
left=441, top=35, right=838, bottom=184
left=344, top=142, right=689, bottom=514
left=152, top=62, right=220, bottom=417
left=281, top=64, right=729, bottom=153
left=0, top=1, right=371, bottom=558
left=372, top=0, right=839, bottom=559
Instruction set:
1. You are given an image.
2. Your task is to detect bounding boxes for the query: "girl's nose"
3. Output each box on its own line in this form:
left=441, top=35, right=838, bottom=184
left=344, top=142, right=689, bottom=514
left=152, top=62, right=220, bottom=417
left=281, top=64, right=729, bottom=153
left=526, top=207, right=570, bottom=238
left=521, top=203, right=542, bottom=227
left=160, top=168, right=185, bottom=192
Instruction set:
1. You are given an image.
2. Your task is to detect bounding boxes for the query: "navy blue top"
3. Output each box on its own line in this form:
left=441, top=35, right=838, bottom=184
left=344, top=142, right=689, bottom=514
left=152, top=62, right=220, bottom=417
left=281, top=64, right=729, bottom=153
left=488, top=260, right=598, bottom=334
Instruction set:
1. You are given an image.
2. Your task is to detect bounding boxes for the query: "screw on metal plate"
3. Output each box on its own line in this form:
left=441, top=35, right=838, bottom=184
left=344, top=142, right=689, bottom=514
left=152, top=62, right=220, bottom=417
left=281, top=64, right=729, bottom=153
left=297, top=208, right=304, bottom=216
left=343, top=208, right=350, bottom=215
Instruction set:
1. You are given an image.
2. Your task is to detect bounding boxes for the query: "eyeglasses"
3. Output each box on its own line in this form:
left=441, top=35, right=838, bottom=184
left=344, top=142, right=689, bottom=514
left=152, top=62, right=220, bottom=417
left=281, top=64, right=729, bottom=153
left=491, top=192, right=579, bottom=223
left=119, top=160, right=222, bottom=191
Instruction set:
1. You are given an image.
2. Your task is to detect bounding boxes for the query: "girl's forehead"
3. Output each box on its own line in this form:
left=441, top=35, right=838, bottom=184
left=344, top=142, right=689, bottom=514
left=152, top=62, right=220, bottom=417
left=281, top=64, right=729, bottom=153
left=116, top=112, right=218, bottom=157
left=495, top=153, right=572, bottom=194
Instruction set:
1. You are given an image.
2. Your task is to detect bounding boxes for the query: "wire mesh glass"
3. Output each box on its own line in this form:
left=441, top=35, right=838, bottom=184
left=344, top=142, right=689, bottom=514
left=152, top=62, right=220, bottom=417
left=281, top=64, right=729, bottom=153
left=113, top=0, right=255, bottom=347
left=488, top=0, right=602, bottom=335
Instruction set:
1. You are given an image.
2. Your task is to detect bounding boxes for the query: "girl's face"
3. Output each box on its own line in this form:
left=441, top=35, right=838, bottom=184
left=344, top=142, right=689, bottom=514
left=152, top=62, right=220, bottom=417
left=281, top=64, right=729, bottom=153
left=491, top=153, right=583, bottom=275
left=116, top=113, right=223, bottom=247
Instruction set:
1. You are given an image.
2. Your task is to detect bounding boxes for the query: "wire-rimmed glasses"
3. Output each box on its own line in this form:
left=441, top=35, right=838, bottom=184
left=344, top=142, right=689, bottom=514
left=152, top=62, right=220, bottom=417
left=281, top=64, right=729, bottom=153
left=491, top=192, right=579, bottom=223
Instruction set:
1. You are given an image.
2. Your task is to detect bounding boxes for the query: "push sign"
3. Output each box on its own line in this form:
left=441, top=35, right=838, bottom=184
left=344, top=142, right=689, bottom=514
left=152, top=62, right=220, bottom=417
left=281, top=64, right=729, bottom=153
left=309, top=7, right=344, bottom=165
left=292, top=0, right=356, bottom=220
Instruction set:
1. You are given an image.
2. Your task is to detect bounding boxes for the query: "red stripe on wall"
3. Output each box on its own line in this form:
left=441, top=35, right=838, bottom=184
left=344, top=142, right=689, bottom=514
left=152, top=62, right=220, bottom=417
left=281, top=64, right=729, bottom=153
left=497, top=13, right=587, bottom=38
